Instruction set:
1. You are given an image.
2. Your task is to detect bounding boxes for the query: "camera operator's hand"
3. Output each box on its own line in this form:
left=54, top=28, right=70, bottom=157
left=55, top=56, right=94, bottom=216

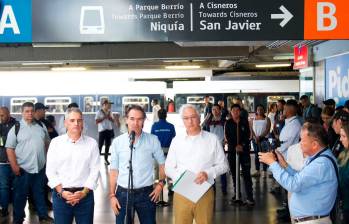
left=258, top=152, right=277, bottom=165
left=275, top=151, right=287, bottom=168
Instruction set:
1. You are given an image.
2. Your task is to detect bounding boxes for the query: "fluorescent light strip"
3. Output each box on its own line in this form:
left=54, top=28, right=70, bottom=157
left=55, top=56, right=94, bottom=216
left=165, top=65, right=201, bottom=69
left=22, top=62, right=64, bottom=66
left=255, top=63, right=291, bottom=68
left=273, top=55, right=294, bottom=60
left=51, top=67, right=86, bottom=71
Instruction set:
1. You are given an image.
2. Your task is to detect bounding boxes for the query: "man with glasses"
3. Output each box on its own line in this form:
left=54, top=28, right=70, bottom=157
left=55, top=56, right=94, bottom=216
left=165, top=104, right=228, bottom=224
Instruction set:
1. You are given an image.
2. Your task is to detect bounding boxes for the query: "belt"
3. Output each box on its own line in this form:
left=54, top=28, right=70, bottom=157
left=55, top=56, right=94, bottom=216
left=294, top=215, right=329, bottom=223
left=63, top=187, right=84, bottom=193
left=117, top=185, right=153, bottom=194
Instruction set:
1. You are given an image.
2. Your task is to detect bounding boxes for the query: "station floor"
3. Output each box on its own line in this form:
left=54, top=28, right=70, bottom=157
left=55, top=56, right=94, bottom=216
left=0, top=155, right=291, bottom=224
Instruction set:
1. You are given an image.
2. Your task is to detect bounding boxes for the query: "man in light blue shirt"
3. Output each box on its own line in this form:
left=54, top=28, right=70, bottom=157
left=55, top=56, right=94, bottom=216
left=259, top=122, right=337, bottom=224
left=6, top=102, right=53, bottom=224
left=109, top=105, right=165, bottom=224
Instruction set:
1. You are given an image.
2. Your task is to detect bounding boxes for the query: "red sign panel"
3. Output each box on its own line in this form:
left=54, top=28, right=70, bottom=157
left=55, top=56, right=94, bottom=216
left=294, top=45, right=308, bottom=69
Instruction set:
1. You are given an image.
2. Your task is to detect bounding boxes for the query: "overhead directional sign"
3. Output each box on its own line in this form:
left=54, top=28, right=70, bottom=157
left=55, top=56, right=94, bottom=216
left=1, top=0, right=349, bottom=43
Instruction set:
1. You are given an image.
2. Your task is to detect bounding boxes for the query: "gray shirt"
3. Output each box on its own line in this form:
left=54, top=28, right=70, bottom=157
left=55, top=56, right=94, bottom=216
left=6, top=119, right=50, bottom=174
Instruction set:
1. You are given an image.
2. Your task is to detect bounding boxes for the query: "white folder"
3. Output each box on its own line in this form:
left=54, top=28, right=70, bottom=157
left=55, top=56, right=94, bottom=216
left=172, top=170, right=213, bottom=203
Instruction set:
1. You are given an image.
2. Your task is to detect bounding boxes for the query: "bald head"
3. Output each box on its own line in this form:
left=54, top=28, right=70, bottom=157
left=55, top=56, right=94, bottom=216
left=0, top=107, right=10, bottom=124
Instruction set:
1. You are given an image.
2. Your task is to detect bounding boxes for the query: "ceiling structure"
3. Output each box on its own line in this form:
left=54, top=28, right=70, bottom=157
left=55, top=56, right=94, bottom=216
left=0, top=40, right=325, bottom=80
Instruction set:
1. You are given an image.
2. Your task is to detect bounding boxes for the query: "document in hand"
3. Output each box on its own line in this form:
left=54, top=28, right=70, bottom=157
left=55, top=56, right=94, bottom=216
left=172, top=170, right=213, bottom=203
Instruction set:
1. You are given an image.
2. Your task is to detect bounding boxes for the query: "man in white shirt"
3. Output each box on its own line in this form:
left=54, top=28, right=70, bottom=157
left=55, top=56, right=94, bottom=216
left=46, top=108, right=100, bottom=224
left=165, top=104, right=229, bottom=224
left=151, top=99, right=161, bottom=123
left=95, top=99, right=116, bottom=165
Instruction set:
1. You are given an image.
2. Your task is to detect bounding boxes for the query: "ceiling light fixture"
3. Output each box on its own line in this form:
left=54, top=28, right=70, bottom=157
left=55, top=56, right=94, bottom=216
left=32, top=43, right=82, bottom=48
left=51, top=67, right=86, bottom=71
left=273, top=54, right=294, bottom=60
left=165, top=65, right=201, bottom=69
left=22, top=62, right=64, bottom=66
left=255, top=63, right=291, bottom=68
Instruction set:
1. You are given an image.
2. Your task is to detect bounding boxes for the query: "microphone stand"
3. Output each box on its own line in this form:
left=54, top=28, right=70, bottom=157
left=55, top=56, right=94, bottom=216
left=125, top=137, right=135, bottom=224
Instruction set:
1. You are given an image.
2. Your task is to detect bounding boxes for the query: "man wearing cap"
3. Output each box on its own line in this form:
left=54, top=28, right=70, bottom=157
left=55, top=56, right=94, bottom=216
left=34, top=103, right=58, bottom=140
left=46, top=107, right=100, bottom=224
left=323, top=99, right=336, bottom=109
left=95, top=99, right=116, bottom=165
left=6, top=102, right=53, bottom=224
left=300, top=95, right=321, bottom=122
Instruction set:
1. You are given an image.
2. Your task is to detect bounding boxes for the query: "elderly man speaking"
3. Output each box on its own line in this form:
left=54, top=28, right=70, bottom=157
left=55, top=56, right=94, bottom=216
left=165, top=104, right=229, bottom=224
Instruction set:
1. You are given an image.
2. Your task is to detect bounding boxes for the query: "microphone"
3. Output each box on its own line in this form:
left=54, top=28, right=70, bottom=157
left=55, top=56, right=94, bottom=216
left=129, top=131, right=136, bottom=148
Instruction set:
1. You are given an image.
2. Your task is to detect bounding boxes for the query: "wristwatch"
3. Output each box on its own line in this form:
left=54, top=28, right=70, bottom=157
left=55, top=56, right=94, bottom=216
left=159, top=179, right=166, bottom=185
left=57, top=189, right=64, bottom=198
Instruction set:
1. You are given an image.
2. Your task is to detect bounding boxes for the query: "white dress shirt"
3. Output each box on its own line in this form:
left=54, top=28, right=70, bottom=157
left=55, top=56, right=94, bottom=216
left=278, top=116, right=301, bottom=158
left=46, top=134, right=100, bottom=190
left=95, top=109, right=114, bottom=132
left=165, top=130, right=229, bottom=183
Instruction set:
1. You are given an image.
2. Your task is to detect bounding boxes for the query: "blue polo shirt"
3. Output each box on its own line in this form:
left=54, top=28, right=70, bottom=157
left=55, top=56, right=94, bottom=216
left=151, top=120, right=176, bottom=148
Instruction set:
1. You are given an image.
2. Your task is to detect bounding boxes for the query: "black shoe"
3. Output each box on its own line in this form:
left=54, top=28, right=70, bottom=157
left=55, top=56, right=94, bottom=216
left=105, top=160, right=110, bottom=165
left=39, top=216, right=54, bottom=224
left=0, top=208, right=9, bottom=217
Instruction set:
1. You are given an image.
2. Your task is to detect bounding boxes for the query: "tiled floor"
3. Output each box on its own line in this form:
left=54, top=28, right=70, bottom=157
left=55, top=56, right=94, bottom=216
left=0, top=156, right=290, bottom=224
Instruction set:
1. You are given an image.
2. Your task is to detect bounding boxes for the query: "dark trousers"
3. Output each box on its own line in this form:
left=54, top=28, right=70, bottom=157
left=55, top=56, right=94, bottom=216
left=13, top=168, right=48, bottom=223
left=52, top=190, right=94, bottom=224
left=115, top=186, right=156, bottom=224
left=98, top=129, right=114, bottom=161
left=0, top=164, right=13, bottom=210
left=252, top=140, right=268, bottom=171
left=220, top=173, right=227, bottom=193
left=227, top=152, right=254, bottom=201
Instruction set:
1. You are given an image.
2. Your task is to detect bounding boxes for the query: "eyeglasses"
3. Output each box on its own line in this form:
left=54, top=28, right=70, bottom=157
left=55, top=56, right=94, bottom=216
left=182, top=116, right=198, bottom=121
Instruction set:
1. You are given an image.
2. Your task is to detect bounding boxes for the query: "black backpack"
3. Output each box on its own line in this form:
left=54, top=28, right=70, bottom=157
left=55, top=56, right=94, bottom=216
left=14, top=120, right=44, bottom=137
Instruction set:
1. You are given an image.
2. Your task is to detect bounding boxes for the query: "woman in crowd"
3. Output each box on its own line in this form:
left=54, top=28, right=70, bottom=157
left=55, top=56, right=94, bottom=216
left=251, top=104, right=271, bottom=178
left=338, top=122, right=349, bottom=223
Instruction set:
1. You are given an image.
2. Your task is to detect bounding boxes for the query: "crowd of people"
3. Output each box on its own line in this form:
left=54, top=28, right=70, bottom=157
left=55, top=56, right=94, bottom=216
left=0, top=94, right=348, bottom=224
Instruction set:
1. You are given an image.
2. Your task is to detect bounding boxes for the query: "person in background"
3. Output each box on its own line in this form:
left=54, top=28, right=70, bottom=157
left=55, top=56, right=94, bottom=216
left=46, top=108, right=100, bottom=224
left=152, top=99, right=162, bottom=123
left=300, top=95, right=321, bottom=122
left=273, top=99, right=286, bottom=140
left=321, top=106, right=336, bottom=149
left=6, top=102, right=53, bottom=224
left=46, top=115, right=58, bottom=139
left=151, top=109, right=176, bottom=196
left=331, top=110, right=349, bottom=158
left=167, top=98, right=175, bottom=113
left=338, top=122, right=349, bottom=223
left=202, top=95, right=213, bottom=131
left=268, top=103, right=277, bottom=134
left=218, top=100, right=229, bottom=121
left=225, top=104, right=254, bottom=206
left=323, top=98, right=336, bottom=110
left=234, top=97, right=249, bottom=122
left=0, top=107, right=16, bottom=217
left=207, top=104, right=227, bottom=195
left=95, top=99, right=116, bottom=165
left=251, top=104, right=271, bottom=178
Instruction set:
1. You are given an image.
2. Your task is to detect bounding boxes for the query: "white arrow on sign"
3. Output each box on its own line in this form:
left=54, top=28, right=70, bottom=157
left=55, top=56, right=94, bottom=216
left=271, top=5, right=293, bottom=28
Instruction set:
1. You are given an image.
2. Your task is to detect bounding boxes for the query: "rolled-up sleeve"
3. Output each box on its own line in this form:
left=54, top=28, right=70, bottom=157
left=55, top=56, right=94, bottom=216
left=84, top=141, right=101, bottom=190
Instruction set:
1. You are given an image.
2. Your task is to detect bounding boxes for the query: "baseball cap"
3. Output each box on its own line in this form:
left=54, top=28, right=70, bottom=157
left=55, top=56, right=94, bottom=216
left=34, top=103, right=49, bottom=111
left=323, top=99, right=336, bottom=106
left=102, top=99, right=114, bottom=105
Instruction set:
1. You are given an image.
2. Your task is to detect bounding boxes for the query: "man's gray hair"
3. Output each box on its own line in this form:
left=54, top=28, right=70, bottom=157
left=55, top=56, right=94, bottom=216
left=65, top=107, right=83, bottom=119
left=179, top=104, right=200, bottom=118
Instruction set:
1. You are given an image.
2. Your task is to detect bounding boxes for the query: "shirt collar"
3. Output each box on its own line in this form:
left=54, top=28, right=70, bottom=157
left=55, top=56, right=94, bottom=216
left=285, top=116, right=297, bottom=124
left=64, top=134, right=84, bottom=144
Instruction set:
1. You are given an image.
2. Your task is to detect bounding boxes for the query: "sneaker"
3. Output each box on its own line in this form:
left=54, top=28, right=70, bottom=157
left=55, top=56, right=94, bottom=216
left=251, top=171, right=260, bottom=177
left=245, top=199, right=255, bottom=206
left=39, top=216, right=54, bottom=224
left=0, top=208, right=9, bottom=217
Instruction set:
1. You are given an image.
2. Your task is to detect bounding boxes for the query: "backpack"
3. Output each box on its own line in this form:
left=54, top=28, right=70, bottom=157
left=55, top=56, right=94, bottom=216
left=309, top=151, right=343, bottom=223
left=14, top=120, right=44, bottom=137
